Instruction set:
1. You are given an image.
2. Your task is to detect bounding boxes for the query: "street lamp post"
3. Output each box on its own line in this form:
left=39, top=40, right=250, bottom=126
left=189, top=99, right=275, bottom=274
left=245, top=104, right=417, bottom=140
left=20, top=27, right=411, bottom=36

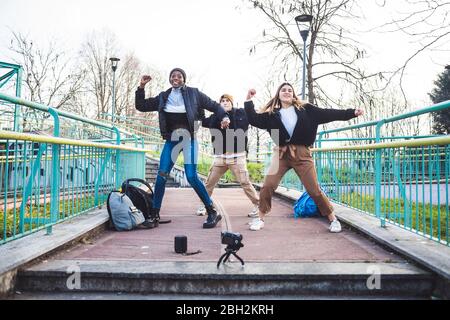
left=109, top=57, right=120, bottom=123
left=295, top=14, right=313, bottom=100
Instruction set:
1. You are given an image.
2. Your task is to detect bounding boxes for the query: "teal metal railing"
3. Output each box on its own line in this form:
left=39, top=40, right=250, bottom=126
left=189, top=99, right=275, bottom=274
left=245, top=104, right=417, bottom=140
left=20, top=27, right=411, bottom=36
left=0, top=130, right=146, bottom=244
left=0, top=62, right=22, bottom=131
left=314, top=136, right=449, bottom=245
left=0, top=92, right=148, bottom=186
left=0, top=90, right=151, bottom=244
left=271, top=100, right=450, bottom=245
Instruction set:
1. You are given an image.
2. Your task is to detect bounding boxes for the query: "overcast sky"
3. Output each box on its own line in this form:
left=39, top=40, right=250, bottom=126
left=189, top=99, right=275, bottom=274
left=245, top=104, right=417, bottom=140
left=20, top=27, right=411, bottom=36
left=0, top=0, right=448, bottom=108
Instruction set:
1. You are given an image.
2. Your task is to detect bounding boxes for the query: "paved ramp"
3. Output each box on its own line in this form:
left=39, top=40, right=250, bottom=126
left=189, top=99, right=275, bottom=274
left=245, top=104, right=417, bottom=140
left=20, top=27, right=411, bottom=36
left=54, top=189, right=401, bottom=263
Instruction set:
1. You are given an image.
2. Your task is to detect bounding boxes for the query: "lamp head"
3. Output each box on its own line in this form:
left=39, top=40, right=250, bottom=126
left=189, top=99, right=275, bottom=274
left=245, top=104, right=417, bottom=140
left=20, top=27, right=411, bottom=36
left=110, top=57, right=120, bottom=72
left=295, top=14, right=313, bottom=41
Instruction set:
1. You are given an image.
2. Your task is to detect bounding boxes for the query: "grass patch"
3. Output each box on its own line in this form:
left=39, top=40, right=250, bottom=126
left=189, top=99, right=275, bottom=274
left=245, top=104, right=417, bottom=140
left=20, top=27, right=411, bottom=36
left=339, top=192, right=448, bottom=242
left=0, top=195, right=103, bottom=240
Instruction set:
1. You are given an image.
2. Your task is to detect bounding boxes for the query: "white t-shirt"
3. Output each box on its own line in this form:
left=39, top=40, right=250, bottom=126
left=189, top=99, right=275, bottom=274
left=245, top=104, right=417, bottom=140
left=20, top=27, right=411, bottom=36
left=165, top=87, right=186, bottom=113
left=279, top=106, right=298, bottom=137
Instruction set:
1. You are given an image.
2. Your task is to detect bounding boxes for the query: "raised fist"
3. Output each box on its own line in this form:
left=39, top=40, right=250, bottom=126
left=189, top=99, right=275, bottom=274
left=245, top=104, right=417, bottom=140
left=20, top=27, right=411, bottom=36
left=140, top=75, right=152, bottom=88
left=246, top=89, right=256, bottom=100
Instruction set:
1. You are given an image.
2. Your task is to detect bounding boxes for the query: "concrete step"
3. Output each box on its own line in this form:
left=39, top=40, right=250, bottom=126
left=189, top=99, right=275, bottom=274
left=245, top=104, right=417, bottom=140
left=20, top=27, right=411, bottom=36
left=146, top=161, right=159, bottom=167
left=7, top=291, right=427, bottom=300
left=17, top=260, right=433, bottom=298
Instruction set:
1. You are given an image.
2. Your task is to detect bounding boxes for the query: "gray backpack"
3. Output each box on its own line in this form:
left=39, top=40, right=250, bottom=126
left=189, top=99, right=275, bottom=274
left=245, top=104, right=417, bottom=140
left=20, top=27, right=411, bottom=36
left=106, top=191, right=145, bottom=231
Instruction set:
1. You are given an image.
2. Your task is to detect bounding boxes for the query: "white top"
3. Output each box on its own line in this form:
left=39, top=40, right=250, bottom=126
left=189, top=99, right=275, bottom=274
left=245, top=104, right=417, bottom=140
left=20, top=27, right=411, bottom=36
left=165, top=87, right=186, bottom=113
left=279, top=106, right=298, bottom=137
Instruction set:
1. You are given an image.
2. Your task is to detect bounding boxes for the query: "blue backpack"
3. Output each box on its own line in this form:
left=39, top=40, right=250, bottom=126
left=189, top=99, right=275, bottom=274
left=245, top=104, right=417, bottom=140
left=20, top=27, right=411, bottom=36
left=293, top=189, right=326, bottom=218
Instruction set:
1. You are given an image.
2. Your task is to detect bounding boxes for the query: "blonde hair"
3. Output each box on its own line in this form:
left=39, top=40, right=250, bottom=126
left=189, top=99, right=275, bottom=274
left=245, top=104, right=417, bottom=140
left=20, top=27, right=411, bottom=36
left=259, top=82, right=306, bottom=114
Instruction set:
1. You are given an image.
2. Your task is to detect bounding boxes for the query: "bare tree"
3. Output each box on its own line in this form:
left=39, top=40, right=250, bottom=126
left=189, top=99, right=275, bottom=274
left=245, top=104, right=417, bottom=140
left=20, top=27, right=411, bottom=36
left=115, top=53, right=143, bottom=118
left=9, top=32, right=85, bottom=131
left=245, top=0, right=388, bottom=107
left=115, top=53, right=164, bottom=119
left=350, top=86, right=425, bottom=143
left=374, top=1, right=450, bottom=104
left=8, top=32, right=86, bottom=131
left=79, top=30, right=118, bottom=119
left=80, top=30, right=164, bottom=125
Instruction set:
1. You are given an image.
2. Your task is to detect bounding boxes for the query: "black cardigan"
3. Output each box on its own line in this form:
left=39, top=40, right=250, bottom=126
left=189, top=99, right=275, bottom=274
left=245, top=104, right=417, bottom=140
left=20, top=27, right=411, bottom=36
left=244, top=101, right=356, bottom=146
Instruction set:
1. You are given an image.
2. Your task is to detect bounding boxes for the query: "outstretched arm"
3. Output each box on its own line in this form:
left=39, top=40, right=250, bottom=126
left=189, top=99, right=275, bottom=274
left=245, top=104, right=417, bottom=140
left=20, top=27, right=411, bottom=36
left=135, top=75, right=159, bottom=112
left=306, top=104, right=363, bottom=124
left=243, top=89, right=270, bottom=129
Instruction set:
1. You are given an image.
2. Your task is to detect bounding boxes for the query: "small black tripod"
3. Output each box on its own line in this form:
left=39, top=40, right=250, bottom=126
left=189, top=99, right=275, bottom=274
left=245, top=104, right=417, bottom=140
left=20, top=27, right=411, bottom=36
left=217, top=245, right=245, bottom=268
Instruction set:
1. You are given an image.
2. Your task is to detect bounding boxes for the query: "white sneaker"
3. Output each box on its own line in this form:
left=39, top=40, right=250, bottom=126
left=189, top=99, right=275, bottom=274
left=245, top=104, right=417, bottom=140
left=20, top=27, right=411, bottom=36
left=247, top=217, right=260, bottom=225
left=249, top=218, right=264, bottom=231
left=196, top=205, right=206, bottom=216
left=248, top=205, right=259, bottom=218
left=329, top=219, right=342, bottom=233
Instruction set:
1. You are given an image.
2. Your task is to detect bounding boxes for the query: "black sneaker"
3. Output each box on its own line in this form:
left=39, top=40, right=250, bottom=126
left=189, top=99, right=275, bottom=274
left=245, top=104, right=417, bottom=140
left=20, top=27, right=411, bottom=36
left=202, top=205, right=222, bottom=229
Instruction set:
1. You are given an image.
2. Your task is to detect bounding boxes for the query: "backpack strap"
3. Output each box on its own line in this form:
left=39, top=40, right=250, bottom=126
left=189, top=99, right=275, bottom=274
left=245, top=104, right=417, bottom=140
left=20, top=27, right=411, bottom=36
left=122, top=178, right=154, bottom=196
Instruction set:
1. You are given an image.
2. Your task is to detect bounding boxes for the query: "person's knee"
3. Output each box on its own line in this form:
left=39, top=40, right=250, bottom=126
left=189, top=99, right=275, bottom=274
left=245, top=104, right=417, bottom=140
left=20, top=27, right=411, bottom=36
left=260, top=185, right=275, bottom=196
left=261, top=180, right=278, bottom=191
left=158, top=170, right=169, bottom=181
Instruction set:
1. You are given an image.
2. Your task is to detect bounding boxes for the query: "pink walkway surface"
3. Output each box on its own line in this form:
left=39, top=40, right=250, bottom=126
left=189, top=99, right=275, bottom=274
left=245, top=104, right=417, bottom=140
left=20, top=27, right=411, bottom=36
left=54, top=188, right=400, bottom=263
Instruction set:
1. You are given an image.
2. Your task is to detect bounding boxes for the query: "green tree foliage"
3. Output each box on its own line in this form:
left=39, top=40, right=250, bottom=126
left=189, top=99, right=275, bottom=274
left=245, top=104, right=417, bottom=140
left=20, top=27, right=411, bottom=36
left=429, top=67, right=450, bottom=134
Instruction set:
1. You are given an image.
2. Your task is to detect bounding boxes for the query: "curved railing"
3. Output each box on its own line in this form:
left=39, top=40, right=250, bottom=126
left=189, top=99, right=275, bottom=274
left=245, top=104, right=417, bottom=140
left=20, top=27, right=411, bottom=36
left=272, top=100, right=450, bottom=246
left=0, top=130, right=146, bottom=244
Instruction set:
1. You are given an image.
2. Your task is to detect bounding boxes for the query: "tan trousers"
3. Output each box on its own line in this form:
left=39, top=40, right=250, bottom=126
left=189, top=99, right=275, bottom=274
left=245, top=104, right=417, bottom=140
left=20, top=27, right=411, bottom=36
left=259, top=145, right=333, bottom=217
left=205, top=156, right=259, bottom=205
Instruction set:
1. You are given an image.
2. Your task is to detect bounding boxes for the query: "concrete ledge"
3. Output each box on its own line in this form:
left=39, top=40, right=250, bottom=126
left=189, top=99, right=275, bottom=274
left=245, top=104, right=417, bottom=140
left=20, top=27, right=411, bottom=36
left=0, top=208, right=109, bottom=295
left=17, top=260, right=432, bottom=296
left=259, top=184, right=450, bottom=282
left=20, top=260, right=429, bottom=277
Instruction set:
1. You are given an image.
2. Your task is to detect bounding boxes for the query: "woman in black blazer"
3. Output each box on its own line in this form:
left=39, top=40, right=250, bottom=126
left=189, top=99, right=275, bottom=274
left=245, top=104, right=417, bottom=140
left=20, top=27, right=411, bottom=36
left=244, top=83, right=363, bottom=232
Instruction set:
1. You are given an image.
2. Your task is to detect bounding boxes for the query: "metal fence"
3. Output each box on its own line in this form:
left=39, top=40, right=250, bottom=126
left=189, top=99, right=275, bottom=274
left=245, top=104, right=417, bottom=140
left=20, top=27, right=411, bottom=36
left=0, top=130, right=145, bottom=244
left=0, top=90, right=147, bottom=244
left=273, top=100, right=450, bottom=246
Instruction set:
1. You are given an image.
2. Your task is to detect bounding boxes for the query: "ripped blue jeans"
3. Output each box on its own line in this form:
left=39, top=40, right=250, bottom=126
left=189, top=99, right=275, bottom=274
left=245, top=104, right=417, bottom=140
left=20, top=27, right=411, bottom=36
left=152, top=137, right=212, bottom=209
